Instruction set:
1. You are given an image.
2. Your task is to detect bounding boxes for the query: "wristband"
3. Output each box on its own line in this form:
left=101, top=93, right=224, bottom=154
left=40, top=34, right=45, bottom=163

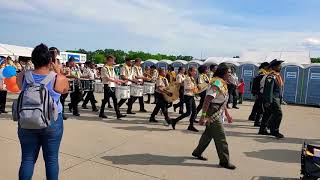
left=201, top=112, right=207, bottom=116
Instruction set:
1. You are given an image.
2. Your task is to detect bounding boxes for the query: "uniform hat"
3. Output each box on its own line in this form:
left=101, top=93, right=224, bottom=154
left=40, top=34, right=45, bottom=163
left=269, top=59, right=284, bottom=68
left=259, top=62, right=270, bottom=69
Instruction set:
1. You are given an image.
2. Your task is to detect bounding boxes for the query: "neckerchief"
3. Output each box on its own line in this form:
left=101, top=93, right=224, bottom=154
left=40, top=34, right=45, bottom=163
left=269, top=70, right=284, bottom=87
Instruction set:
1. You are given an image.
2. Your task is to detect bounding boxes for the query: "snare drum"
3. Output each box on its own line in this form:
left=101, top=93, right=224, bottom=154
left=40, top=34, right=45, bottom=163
left=143, top=82, right=155, bottom=94
left=130, top=84, right=144, bottom=97
left=116, top=86, right=131, bottom=100
left=68, top=80, right=75, bottom=93
left=94, top=82, right=104, bottom=93
left=81, top=80, right=95, bottom=92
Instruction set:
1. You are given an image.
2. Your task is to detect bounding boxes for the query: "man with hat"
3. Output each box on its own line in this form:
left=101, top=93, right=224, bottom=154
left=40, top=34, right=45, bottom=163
left=81, top=61, right=98, bottom=112
left=258, top=59, right=284, bottom=138
left=66, top=56, right=83, bottom=116
left=248, top=62, right=270, bottom=126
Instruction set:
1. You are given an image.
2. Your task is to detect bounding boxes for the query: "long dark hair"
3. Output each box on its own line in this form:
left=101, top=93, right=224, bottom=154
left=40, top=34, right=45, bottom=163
left=213, top=63, right=230, bottom=78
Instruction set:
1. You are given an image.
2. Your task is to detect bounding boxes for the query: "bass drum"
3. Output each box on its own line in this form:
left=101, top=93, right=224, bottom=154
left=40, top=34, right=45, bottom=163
left=162, top=83, right=180, bottom=103
left=116, top=86, right=131, bottom=100
left=130, top=84, right=144, bottom=97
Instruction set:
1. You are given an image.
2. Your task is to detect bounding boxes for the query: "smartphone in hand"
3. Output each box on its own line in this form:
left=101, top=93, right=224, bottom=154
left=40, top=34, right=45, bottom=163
left=50, top=50, right=57, bottom=64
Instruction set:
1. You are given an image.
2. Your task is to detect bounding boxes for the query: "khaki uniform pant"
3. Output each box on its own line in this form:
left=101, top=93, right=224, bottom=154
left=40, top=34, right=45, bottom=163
left=193, top=119, right=230, bottom=163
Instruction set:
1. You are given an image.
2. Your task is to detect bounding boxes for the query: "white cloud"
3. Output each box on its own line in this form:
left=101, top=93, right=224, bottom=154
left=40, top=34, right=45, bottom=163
left=1, top=0, right=319, bottom=57
left=302, top=38, right=320, bottom=50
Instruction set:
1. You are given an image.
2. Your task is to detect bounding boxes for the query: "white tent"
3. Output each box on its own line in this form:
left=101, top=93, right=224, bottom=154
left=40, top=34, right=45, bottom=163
left=0, top=45, right=14, bottom=56
left=0, top=43, right=33, bottom=57
left=240, top=51, right=311, bottom=64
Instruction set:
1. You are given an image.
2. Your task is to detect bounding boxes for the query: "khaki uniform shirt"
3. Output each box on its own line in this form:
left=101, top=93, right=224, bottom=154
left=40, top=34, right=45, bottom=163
left=206, top=78, right=229, bottom=122
left=155, top=75, right=169, bottom=93
left=101, top=65, right=116, bottom=87
left=120, top=64, right=133, bottom=85
left=198, top=73, right=210, bottom=84
left=184, top=76, right=197, bottom=96
left=132, top=65, right=143, bottom=83
left=151, top=69, right=159, bottom=83
left=82, top=67, right=95, bottom=80
left=176, top=73, right=185, bottom=84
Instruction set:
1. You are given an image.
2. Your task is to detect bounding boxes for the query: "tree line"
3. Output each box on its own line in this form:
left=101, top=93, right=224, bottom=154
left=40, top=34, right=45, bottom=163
left=311, top=58, right=320, bottom=63
left=66, top=49, right=193, bottom=64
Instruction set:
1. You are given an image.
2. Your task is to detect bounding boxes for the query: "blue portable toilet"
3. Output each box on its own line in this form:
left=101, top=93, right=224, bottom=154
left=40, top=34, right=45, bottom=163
left=238, top=61, right=259, bottom=100
left=280, top=63, right=304, bottom=104
left=157, top=59, right=172, bottom=71
left=187, top=60, right=204, bottom=69
left=188, top=60, right=204, bottom=77
left=171, top=60, right=187, bottom=73
left=302, top=64, right=320, bottom=106
left=142, top=59, right=158, bottom=71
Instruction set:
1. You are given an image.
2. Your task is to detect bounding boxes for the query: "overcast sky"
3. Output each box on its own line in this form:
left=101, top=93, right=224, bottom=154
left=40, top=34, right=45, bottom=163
left=1, top=0, right=320, bottom=58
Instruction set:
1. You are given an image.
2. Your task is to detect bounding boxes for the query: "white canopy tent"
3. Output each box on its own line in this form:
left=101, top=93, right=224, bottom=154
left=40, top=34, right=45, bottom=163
left=240, top=51, right=311, bottom=65
left=0, top=43, right=33, bottom=57
left=0, top=45, right=14, bottom=56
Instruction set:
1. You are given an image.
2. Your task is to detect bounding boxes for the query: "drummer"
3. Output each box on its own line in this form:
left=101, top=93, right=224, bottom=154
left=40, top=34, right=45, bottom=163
left=144, top=66, right=153, bottom=104
left=173, top=66, right=186, bottom=114
left=171, top=67, right=199, bottom=132
left=126, top=58, right=148, bottom=114
left=118, top=58, right=137, bottom=108
left=81, top=61, right=98, bottom=112
left=99, top=55, right=126, bottom=119
left=196, top=65, right=210, bottom=117
left=150, top=65, right=159, bottom=104
left=66, top=57, right=83, bottom=116
left=149, top=68, right=171, bottom=124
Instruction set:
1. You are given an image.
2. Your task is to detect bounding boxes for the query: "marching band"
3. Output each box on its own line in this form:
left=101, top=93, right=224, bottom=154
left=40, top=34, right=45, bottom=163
left=56, top=56, right=228, bottom=134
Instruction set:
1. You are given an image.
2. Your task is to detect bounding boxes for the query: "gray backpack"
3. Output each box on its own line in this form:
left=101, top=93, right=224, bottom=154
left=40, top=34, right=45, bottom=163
left=12, top=71, right=58, bottom=129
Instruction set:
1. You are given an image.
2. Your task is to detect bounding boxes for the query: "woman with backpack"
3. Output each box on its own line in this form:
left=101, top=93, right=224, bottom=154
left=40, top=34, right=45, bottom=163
left=16, top=44, right=69, bottom=180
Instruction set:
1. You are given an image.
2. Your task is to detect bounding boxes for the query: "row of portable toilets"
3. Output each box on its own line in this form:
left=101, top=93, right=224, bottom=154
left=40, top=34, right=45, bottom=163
left=139, top=59, right=320, bottom=106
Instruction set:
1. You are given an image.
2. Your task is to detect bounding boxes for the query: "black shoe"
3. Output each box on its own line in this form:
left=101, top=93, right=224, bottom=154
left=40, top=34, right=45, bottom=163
left=149, top=118, right=159, bottom=123
left=126, top=111, right=136, bottom=115
left=92, top=108, right=99, bottom=112
left=219, top=162, right=236, bottom=170
left=82, top=105, right=88, bottom=109
left=165, top=118, right=172, bottom=125
left=144, top=101, right=150, bottom=104
left=194, top=120, right=199, bottom=123
left=192, top=153, right=208, bottom=161
left=151, top=102, right=156, bottom=104
left=62, top=115, right=68, bottom=120
left=93, top=100, right=97, bottom=103
left=68, top=104, right=72, bottom=112
left=171, top=120, right=177, bottom=130
left=139, top=109, right=147, bottom=113
left=173, top=105, right=178, bottom=112
left=99, top=114, right=108, bottom=118
left=258, top=129, right=270, bottom=135
left=248, top=115, right=255, bottom=121
left=73, top=113, right=80, bottom=116
left=233, top=106, right=239, bottom=109
left=254, top=123, right=261, bottom=127
left=0, top=110, right=8, bottom=113
left=187, top=126, right=199, bottom=132
left=117, top=114, right=126, bottom=119
left=108, top=105, right=113, bottom=108
left=271, top=132, right=284, bottom=139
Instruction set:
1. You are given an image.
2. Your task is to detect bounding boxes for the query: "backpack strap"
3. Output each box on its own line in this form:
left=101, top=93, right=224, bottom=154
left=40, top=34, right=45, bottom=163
left=40, top=71, right=57, bottom=86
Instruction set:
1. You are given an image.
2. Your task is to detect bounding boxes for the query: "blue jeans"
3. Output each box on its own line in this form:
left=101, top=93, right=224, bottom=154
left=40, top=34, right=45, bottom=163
left=18, top=113, right=64, bottom=180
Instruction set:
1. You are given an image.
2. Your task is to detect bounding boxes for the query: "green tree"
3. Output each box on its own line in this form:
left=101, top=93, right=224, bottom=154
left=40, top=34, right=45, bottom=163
left=311, top=58, right=320, bottom=63
left=93, top=53, right=105, bottom=64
